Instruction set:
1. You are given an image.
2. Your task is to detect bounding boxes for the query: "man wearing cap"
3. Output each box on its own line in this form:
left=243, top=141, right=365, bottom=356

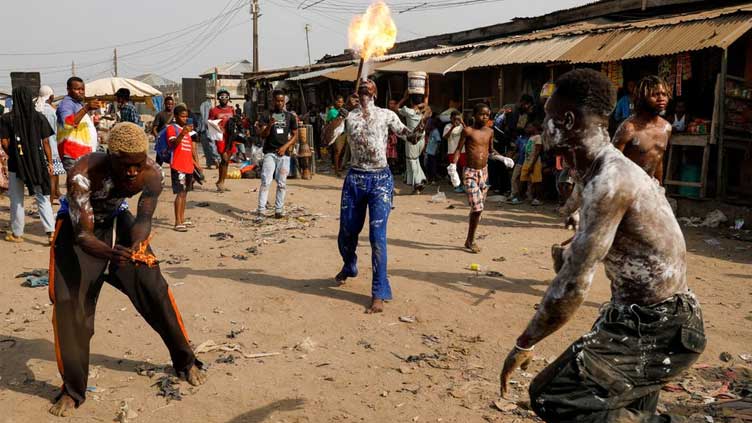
left=48, top=122, right=206, bottom=417
left=115, top=88, right=141, bottom=126
left=335, top=80, right=426, bottom=314
left=209, top=88, right=235, bottom=191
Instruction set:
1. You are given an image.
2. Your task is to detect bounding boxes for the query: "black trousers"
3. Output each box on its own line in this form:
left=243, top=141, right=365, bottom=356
left=49, top=212, right=198, bottom=406
left=529, top=293, right=705, bottom=423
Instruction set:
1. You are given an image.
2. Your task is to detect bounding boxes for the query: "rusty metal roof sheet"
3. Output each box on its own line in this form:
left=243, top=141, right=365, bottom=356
left=377, top=51, right=475, bottom=75
left=247, top=71, right=288, bottom=81
left=559, top=14, right=752, bottom=63
left=453, top=36, right=586, bottom=71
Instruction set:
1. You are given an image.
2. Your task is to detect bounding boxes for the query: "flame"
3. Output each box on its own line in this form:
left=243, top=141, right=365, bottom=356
left=348, top=1, right=397, bottom=61
left=131, top=234, right=158, bottom=268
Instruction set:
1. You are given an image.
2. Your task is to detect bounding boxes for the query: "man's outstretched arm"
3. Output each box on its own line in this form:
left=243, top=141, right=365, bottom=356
left=500, top=176, right=631, bottom=395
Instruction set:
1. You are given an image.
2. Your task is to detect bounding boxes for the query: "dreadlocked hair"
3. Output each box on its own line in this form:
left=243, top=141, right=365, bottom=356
left=554, top=69, right=616, bottom=117
left=108, top=122, right=148, bottom=154
left=635, top=75, right=671, bottom=112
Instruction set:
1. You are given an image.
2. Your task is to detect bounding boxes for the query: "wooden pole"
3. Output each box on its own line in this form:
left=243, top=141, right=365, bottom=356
left=354, top=58, right=365, bottom=93
left=717, top=49, right=728, bottom=199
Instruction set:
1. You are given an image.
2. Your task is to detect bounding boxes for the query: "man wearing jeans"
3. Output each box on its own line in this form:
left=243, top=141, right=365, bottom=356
left=336, top=80, right=424, bottom=314
left=257, top=90, right=298, bottom=219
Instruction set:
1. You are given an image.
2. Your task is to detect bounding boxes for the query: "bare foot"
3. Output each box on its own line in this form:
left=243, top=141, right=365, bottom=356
left=49, top=394, right=76, bottom=417
left=465, top=242, right=481, bottom=254
left=183, top=364, right=207, bottom=386
left=366, top=299, right=384, bottom=314
left=216, top=183, right=225, bottom=193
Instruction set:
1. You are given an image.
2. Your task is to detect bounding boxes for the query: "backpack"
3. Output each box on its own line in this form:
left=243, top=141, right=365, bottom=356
left=155, top=124, right=180, bottom=164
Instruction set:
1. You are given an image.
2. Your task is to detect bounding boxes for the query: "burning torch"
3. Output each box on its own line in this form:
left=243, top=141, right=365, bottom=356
left=348, top=1, right=397, bottom=93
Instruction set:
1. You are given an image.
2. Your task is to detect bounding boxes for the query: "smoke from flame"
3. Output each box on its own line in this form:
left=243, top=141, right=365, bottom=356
left=348, top=1, right=397, bottom=62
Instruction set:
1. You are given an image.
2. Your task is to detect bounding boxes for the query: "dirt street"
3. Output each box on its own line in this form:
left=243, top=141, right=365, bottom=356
left=1, top=169, right=751, bottom=423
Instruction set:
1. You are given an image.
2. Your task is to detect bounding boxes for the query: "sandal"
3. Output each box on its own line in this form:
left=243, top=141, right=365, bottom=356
left=5, top=233, right=24, bottom=243
left=173, top=224, right=188, bottom=232
left=184, top=220, right=195, bottom=228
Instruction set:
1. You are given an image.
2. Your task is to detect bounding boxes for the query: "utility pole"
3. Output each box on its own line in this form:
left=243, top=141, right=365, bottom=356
left=252, top=0, right=259, bottom=72
left=113, top=48, right=119, bottom=77
left=71, top=61, right=76, bottom=76
left=304, top=24, right=312, bottom=70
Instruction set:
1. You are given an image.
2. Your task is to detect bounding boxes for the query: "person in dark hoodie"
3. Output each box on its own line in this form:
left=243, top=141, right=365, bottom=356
left=0, top=86, right=55, bottom=244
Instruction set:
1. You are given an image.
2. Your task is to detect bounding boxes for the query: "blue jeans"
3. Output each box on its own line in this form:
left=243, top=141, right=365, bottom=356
left=257, top=153, right=290, bottom=214
left=8, top=172, right=55, bottom=236
left=200, top=131, right=220, bottom=167
left=337, top=168, right=393, bottom=300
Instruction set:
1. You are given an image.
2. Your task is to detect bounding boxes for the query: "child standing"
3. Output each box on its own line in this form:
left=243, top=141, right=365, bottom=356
left=424, top=117, right=442, bottom=184
left=166, top=104, right=201, bottom=231
left=518, top=122, right=543, bottom=206
left=452, top=104, right=498, bottom=253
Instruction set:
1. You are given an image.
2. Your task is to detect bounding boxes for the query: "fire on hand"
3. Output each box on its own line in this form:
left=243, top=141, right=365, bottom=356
left=131, top=235, right=158, bottom=268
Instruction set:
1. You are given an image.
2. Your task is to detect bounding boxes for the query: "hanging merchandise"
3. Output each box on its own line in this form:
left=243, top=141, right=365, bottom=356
left=658, top=57, right=676, bottom=94
left=601, top=62, right=623, bottom=88
left=675, top=52, right=693, bottom=97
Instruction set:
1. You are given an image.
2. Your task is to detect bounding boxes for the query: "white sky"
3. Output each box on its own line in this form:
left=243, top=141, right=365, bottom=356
left=0, top=0, right=592, bottom=94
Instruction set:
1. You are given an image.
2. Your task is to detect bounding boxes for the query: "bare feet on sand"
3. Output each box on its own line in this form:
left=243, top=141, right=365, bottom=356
left=183, top=364, right=207, bottom=386
left=465, top=242, right=481, bottom=254
left=366, top=299, right=384, bottom=314
left=49, top=394, right=75, bottom=417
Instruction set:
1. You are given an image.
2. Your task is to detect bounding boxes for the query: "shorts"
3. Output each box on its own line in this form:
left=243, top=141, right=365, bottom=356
left=216, top=139, right=236, bottom=156
left=171, top=168, right=193, bottom=194
left=52, top=158, right=66, bottom=176
left=520, top=160, right=543, bottom=183
left=464, top=166, right=489, bottom=212
left=61, top=156, right=78, bottom=173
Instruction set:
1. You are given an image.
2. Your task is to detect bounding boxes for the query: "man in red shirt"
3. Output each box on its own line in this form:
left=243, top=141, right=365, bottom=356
left=208, top=88, right=235, bottom=192
left=166, top=105, right=201, bottom=231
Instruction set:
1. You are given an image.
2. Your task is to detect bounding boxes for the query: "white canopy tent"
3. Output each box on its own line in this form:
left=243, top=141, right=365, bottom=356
left=85, top=77, right=162, bottom=102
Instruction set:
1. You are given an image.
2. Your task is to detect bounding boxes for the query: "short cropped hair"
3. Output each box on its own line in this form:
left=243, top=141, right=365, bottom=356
left=473, top=103, right=490, bottom=115
left=554, top=69, right=616, bottom=117
left=450, top=110, right=461, bottom=118
left=108, top=122, right=148, bottom=154
left=67, top=76, right=83, bottom=89
left=173, top=104, right=189, bottom=116
left=272, top=90, right=285, bottom=99
left=115, top=88, right=130, bottom=100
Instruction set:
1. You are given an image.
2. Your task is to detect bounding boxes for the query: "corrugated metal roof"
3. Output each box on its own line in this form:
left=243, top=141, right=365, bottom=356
left=322, top=63, right=399, bottom=81
left=287, top=67, right=347, bottom=81
left=247, top=71, right=288, bottom=81
left=560, top=14, right=752, bottom=63
left=201, top=60, right=254, bottom=77
left=377, top=51, right=474, bottom=75
left=244, top=2, right=752, bottom=80
left=454, top=36, right=586, bottom=71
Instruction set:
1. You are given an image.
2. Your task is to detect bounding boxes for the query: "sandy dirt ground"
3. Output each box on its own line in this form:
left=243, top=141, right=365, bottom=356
left=1, top=166, right=751, bottom=423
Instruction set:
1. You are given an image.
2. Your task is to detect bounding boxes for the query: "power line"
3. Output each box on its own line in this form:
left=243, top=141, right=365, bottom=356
left=0, top=2, right=251, bottom=57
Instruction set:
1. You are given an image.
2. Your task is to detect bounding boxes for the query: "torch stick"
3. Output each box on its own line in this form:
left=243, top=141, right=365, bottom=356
left=354, top=57, right=365, bottom=94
